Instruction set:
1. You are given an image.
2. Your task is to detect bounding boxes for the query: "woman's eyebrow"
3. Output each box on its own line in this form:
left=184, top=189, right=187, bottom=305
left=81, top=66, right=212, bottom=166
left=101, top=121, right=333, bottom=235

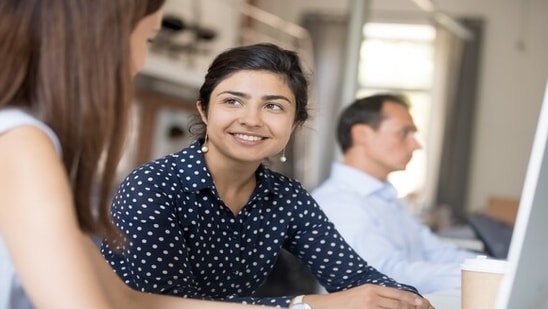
left=217, top=90, right=248, bottom=98
left=217, top=91, right=292, bottom=104
left=262, top=94, right=292, bottom=104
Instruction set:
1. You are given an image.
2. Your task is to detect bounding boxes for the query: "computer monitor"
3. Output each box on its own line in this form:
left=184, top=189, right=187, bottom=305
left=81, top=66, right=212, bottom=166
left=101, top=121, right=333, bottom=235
left=496, top=79, right=548, bottom=308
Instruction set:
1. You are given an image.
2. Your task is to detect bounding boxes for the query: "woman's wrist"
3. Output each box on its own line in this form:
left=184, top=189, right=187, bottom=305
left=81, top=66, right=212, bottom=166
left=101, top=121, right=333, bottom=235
left=289, top=295, right=312, bottom=309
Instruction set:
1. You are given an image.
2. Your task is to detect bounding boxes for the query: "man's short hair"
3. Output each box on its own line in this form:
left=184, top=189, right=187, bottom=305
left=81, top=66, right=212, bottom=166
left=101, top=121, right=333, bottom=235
left=336, top=93, right=410, bottom=153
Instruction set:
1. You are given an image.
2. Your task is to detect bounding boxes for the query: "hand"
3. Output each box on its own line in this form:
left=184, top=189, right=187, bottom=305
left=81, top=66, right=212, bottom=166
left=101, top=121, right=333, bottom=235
left=303, top=284, right=436, bottom=309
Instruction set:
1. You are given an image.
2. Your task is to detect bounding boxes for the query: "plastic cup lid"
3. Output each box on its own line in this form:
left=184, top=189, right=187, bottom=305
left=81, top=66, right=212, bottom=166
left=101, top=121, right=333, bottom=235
left=461, top=255, right=508, bottom=274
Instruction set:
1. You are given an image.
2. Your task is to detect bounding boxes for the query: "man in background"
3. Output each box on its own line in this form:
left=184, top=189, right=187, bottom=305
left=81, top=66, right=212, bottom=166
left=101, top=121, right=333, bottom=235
left=312, top=93, right=476, bottom=294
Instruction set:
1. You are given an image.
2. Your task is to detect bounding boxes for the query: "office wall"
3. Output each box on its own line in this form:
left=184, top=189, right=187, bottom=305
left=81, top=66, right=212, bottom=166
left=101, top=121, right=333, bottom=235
left=443, top=0, right=548, bottom=212
left=256, top=0, right=548, bottom=212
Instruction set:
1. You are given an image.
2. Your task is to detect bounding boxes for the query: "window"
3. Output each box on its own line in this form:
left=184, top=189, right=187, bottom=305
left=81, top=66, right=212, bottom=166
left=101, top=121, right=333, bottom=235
left=357, top=22, right=436, bottom=213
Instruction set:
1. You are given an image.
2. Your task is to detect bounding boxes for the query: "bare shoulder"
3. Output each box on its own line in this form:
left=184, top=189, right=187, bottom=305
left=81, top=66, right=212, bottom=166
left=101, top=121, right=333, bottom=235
left=0, top=125, right=69, bottom=228
left=0, top=124, right=59, bottom=157
left=0, top=125, right=63, bottom=178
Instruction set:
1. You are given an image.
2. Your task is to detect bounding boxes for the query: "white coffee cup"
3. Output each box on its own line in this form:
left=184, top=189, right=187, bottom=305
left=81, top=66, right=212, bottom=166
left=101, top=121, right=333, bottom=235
left=461, top=255, right=507, bottom=309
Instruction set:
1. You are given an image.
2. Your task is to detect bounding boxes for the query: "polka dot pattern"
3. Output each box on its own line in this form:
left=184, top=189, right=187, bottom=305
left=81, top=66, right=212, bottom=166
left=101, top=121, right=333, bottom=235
left=101, top=140, right=418, bottom=307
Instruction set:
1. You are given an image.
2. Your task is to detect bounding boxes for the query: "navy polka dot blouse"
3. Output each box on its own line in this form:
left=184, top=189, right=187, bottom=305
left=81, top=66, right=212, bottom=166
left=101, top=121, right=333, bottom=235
left=101, top=140, right=419, bottom=307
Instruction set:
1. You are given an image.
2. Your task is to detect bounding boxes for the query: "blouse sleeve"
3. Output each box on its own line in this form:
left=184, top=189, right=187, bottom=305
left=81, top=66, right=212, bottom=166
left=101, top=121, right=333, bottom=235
left=283, top=185, right=420, bottom=295
left=101, top=168, right=204, bottom=297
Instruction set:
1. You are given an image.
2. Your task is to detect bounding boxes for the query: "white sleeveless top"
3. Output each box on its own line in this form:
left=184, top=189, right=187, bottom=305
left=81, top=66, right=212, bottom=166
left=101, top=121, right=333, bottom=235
left=0, top=108, right=61, bottom=309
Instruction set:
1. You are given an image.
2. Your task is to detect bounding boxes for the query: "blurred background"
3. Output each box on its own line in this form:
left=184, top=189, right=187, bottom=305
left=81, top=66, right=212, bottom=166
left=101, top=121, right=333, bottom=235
left=121, top=0, right=548, bottom=294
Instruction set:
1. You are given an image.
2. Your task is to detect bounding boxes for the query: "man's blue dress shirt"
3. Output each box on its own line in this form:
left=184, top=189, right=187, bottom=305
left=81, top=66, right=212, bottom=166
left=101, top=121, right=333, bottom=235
left=313, top=162, right=477, bottom=294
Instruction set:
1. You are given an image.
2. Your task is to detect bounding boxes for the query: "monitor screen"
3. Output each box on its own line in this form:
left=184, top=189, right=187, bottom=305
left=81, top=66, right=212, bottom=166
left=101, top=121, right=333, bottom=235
left=496, top=79, right=548, bottom=308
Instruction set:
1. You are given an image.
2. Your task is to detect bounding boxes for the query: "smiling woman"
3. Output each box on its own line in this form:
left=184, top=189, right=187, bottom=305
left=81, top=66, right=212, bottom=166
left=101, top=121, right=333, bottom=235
left=101, top=43, right=435, bottom=309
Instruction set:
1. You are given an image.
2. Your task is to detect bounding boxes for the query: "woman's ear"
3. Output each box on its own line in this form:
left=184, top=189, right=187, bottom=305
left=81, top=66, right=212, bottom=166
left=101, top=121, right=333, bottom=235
left=196, top=101, right=207, bottom=124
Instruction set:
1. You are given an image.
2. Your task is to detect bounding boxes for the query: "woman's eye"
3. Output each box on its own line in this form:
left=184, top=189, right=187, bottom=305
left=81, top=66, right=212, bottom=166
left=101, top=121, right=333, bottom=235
left=266, top=103, right=283, bottom=111
left=224, top=98, right=241, bottom=106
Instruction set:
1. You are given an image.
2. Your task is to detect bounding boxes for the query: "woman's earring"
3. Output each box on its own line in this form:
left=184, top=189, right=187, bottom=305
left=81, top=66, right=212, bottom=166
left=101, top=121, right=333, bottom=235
left=279, top=148, right=287, bottom=163
left=201, top=134, right=209, bottom=153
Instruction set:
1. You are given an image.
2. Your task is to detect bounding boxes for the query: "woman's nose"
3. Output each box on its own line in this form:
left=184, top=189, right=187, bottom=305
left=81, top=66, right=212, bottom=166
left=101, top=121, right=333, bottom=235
left=239, top=107, right=263, bottom=126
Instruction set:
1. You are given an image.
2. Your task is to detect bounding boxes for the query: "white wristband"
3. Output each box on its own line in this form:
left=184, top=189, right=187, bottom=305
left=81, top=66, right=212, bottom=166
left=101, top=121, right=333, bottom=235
left=290, top=295, right=311, bottom=309
left=292, top=295, right=305, bottom=304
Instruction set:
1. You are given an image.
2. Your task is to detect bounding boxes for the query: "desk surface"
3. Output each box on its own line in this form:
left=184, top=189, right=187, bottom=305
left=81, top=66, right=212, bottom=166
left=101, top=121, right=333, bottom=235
left=425, top=289, right=460, bottom=309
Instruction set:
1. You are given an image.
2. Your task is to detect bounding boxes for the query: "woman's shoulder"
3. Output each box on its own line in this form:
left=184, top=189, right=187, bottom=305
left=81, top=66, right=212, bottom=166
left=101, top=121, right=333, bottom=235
left=121, top=140, right=208, bottom=187
left=261, top=165, right=296, bottom=182
left=0, top=108, right=61, bottom=154
left=260, top=166, right=310, bottom=196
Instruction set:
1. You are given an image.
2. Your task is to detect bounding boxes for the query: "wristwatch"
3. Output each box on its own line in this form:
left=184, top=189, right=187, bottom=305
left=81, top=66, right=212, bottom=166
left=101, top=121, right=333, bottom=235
left=290, top=295, right=312, bottom=309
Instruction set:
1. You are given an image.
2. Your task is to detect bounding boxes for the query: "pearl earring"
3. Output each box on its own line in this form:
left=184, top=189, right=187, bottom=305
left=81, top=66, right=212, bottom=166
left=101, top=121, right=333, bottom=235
left=279, top=148, right=287, bottom=163
left=201, top=134, right=209, bottom=153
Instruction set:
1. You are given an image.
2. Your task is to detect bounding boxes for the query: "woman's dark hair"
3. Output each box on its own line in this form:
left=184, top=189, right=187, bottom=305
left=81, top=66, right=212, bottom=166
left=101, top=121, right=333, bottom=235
left=192, top=43, right=310, bottom=137
left=0, top=0, right=165, bottom=237
left=337, top=93, right=410, bottom=153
